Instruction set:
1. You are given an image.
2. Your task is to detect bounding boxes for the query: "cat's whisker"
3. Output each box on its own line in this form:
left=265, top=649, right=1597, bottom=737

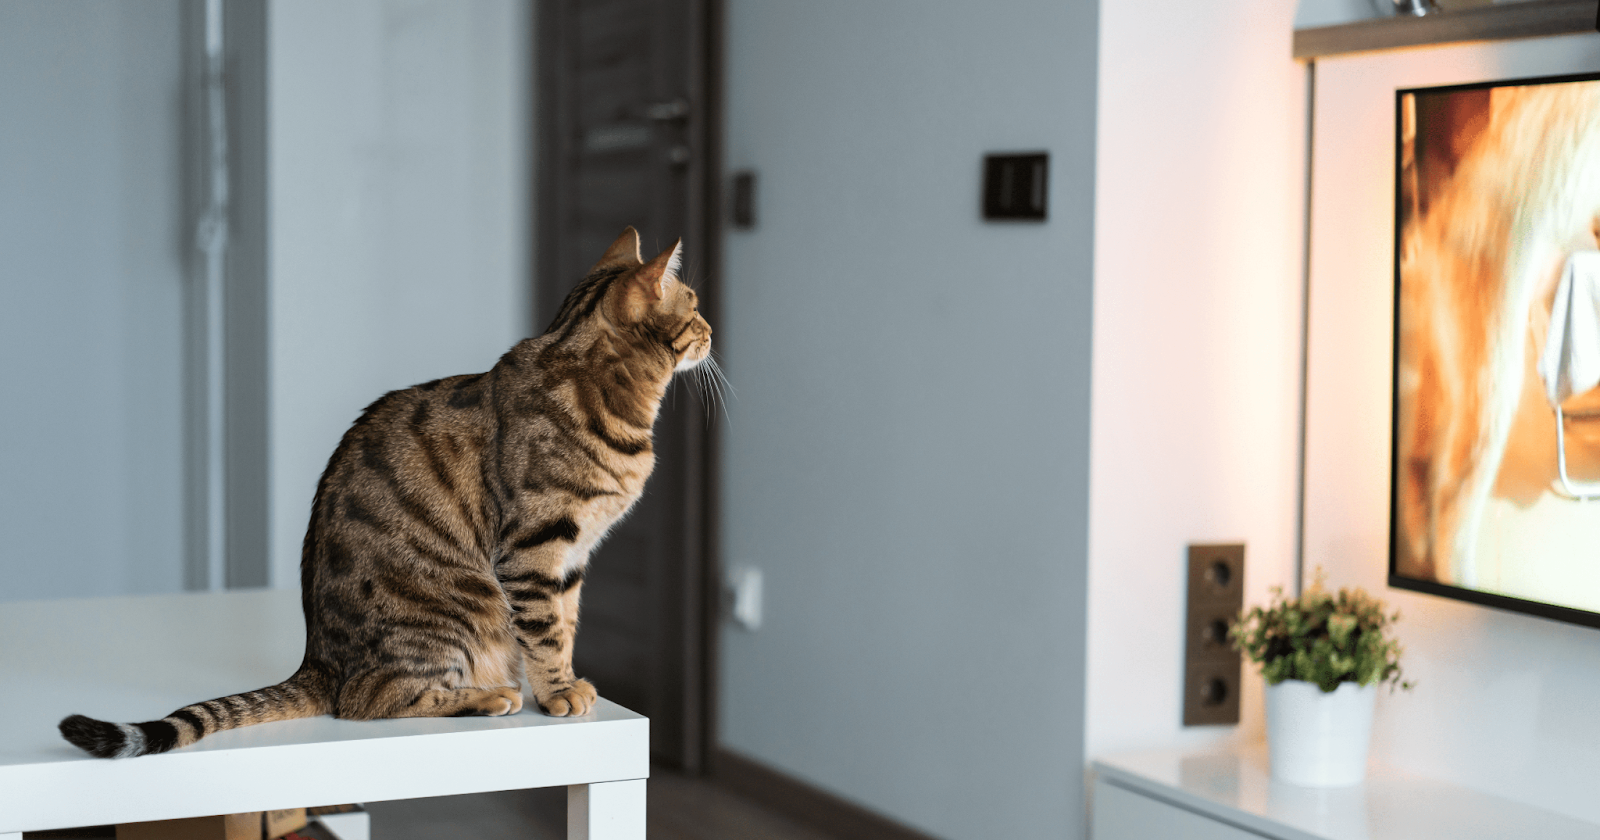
left=690, top=363, right=715, bottom=426
left=686, top=358, right=712, bottom=424
left=696, top=352, right=732, bottom=427
left=712, top=367, right=729, bottom=422
left=708, top=354, right=734, bottom=398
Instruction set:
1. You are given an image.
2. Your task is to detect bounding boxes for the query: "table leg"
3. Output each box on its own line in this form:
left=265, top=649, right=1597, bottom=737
left=567, top=779, right=646, bottom=840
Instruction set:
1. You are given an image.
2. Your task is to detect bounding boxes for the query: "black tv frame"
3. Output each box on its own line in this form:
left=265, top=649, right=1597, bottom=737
left=1387, top=70, right=1600, bottom=632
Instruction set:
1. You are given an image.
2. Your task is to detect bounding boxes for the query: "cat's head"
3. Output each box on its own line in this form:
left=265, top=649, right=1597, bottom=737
left=587, top=227, right=712, bottom=372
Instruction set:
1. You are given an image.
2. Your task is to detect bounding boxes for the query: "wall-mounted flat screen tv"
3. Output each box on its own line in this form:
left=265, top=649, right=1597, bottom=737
left=1392, top=72, right=1600, bottom=628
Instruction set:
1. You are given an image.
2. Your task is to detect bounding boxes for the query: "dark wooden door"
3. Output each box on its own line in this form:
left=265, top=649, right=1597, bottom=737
left=535, top=0, right=720, bottom=771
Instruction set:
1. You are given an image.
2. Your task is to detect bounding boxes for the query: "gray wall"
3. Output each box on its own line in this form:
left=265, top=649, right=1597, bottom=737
left=0, top=1, right=188, bottom=602
left=717, top=2, right=1097, bottom=838
left=266, top=0, right=533, bottom=587
left=1295, top=0, right=1386, bottom=28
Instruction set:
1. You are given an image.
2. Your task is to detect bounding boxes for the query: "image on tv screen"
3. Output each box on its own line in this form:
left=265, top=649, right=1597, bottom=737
left=1393, top=73, right=1600, bottom=623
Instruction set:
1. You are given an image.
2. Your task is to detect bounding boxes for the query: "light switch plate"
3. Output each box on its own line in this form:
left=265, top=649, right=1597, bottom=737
left=982, top=152, right=1048, bottom=221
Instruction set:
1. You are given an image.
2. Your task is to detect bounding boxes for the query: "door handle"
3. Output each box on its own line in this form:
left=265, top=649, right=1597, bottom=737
left=644, top=98, right=690, bottom=121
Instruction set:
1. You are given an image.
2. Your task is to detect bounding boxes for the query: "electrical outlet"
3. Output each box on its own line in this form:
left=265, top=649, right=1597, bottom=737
left=1182, top=543, right=1244, bottom=726
left=727, top=566, right=763, bottom=631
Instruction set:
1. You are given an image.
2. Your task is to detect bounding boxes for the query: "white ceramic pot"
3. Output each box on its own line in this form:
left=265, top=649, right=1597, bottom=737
left=1265, top=679, right=1377, bottom=787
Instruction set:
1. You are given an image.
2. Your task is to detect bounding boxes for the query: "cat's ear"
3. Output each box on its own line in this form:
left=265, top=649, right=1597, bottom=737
left=589, top=226, right=643, bottom=273
left=631, top=239, right=683, bottom=301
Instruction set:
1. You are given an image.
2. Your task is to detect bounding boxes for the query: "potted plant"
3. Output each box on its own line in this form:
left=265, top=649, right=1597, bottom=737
left=1229, top=574, right=1412, bottom=787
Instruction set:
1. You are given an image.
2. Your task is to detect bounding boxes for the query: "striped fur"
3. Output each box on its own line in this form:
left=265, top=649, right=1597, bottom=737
left=59, top=228, right=712, bottom=757
left=59, top=668, right=332, bottom=758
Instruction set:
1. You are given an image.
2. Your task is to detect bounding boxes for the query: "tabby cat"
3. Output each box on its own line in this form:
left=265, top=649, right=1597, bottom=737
left=59, top=227, right=711, bottom=758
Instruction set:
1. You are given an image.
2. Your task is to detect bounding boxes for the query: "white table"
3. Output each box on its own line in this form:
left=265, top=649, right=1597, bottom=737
left=0, top=590, right=649, bottom=839
left=1093, top=745, right=1600, bottom=840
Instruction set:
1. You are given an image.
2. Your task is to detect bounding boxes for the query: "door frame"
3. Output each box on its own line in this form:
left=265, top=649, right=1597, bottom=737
left=180, top=0, right=270, bottom=592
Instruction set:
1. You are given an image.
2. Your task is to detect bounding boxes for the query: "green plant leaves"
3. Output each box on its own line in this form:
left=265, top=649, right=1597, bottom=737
left=1228, top=576, right=1413, bottom=694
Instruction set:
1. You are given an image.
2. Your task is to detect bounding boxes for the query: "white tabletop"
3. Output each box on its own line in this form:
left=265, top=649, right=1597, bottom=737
left=1093, top=745, right=1600, bottom=840
left=0, top=589, right=648, bottom=834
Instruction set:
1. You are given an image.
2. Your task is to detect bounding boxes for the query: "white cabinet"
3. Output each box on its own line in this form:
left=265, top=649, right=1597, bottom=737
left=1092, top=746, right=1600, bottom=840
left=1094, top=778, right=1259, bottom=840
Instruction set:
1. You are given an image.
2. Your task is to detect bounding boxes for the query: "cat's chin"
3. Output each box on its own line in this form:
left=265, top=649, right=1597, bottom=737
left=675, top=351, right=709, bottom=373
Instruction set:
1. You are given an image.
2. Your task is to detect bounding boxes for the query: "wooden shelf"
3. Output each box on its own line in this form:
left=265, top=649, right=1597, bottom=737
left=1294, top=0, right=1596, bottom=59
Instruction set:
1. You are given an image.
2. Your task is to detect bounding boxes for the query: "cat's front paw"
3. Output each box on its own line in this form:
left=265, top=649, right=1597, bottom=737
left=483, top=686, right=524, bottom=716
left=537, top=679, right=597, bottom=717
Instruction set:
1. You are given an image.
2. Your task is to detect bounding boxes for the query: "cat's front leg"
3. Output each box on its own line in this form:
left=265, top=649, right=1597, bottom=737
left=526, top=580, right=597, bottom=716
left=496, top=544, right=597, bottom=717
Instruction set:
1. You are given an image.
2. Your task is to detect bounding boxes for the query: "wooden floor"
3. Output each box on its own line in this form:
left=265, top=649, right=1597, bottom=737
left=363, top=765, right=837, bottom=840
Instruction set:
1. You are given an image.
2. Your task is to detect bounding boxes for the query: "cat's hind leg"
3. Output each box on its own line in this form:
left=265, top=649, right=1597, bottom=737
left=336, top=670, right=523, bottom=720
left=389, top=686, right=523, bottom=718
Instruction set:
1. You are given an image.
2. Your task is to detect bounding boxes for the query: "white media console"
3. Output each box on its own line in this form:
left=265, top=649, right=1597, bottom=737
left=1092, top=744, right=1600, bottom=840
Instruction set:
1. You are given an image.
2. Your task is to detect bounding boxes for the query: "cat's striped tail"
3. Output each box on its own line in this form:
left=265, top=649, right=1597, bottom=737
left=58, top=666, right=333, bottom=759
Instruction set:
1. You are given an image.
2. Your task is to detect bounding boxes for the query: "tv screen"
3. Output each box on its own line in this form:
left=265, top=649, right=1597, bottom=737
left=1392, top=73, right=1600, bottom=627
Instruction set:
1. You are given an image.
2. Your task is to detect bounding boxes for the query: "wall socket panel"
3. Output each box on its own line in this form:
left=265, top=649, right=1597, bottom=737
left=1182, top=543, right=1244, bottom=726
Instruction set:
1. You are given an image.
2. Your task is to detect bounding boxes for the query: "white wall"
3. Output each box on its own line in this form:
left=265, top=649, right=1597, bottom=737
left=717, top=2, right=1097, bottom=838
left=267, top=0, right=531, bottom=587
left=1086, top=0, right=1308, bottom=759
left=1305, top=32, right=1600, bottom=825
left=0, top=1, right=188, bottom=602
